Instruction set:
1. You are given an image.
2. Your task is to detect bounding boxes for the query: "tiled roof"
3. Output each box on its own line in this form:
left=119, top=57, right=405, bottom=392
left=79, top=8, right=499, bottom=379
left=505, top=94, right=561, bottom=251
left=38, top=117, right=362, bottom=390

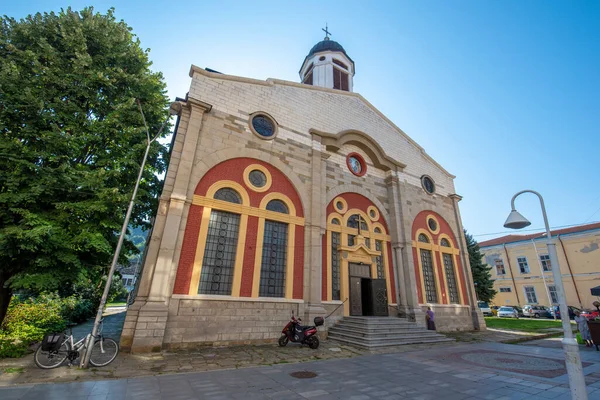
left=478, top=222, right=600, bottom=248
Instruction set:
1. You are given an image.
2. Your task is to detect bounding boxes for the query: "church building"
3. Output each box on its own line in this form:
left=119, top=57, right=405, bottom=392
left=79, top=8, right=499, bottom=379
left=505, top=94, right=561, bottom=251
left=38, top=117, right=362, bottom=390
left=121, top=33, right=485, bottom=352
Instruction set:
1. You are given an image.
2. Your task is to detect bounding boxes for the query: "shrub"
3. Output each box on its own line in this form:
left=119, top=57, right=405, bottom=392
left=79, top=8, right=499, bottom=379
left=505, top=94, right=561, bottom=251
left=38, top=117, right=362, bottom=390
left=0, top=337, right=29, bottom=358
left=1, top=294, right=67, bottom=344
left=61, top=295, right=94, bottom=324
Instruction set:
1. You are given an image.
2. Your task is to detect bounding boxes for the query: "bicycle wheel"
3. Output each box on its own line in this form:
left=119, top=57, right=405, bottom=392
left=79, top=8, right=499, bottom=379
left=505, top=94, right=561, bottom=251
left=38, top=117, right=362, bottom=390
left=89, top=337, right=119, bottom=367
left=34, top=343, right=69, bottom=369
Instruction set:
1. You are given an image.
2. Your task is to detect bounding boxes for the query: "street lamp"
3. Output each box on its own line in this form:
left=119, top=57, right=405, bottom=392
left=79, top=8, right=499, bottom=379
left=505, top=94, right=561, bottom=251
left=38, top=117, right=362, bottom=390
left=81, top=100, right=182, bottom=368
left=504, top=190, right=587, bottom=400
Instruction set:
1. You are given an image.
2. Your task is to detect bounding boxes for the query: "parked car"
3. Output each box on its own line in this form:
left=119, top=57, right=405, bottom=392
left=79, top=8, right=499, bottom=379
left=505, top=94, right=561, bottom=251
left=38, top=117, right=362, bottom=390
left=582, top=309, right=600, bottom=320
left=478, top=301, right=493, bottom=316
left=506, top=305, right=524, bottom=317
left=550, top=305, right=581, bottom=320
left=491, top=306, right=501, bottom=316
left=498, top=306, right=520, bottom=318
left=522, top=305, right=551, bottom=318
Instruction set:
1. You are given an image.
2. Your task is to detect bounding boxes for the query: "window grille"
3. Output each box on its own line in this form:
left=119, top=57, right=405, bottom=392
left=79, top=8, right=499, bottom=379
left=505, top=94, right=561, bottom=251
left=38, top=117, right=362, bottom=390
left=420, top=249, right=437, bottom=303
left=259, top=220, right=288, bottom=298
left=549, top=285, right=559, bottom=304
left=347, top=214, right=367, bottom=231
left=198, top=210, right=240, bottom=295
left=517, top=257, right=530, bottom=274
left=443, top=253, right=460, bottom=304
left=524, top=286, right=538, bottom=304
left=266, top=199, right=289, bottom=214
left=499, top=287, right=512, bottom=293
left=440, top=238, right=450, bottom=247
left=418, top=234, right=429, bottom=243
left=331, top=232, right=341, bottom=300
left=376, top=240, right=384, bottom=279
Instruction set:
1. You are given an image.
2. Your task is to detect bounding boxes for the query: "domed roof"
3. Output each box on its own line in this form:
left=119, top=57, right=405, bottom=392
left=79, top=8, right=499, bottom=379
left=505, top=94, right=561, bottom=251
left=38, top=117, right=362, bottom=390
left=308, top=39, right=348, bottom=58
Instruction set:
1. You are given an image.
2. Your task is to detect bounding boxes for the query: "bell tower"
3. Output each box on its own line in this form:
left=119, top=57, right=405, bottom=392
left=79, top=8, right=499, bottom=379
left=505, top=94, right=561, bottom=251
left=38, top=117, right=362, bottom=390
left=300, top=26, right=355, bottom=92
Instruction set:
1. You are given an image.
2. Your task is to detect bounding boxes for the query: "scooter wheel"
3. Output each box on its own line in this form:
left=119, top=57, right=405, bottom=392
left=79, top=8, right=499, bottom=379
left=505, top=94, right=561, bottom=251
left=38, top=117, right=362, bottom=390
left=278, top=335, right=289, bottom=347
left=308, top=336, right=320, bottom=349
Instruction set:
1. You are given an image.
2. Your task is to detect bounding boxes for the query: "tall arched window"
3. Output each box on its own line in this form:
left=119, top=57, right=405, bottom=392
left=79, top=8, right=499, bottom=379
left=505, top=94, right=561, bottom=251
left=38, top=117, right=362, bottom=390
left=259, top=200, right=290, bottom=297
left=198, top=187, right=242, bottom=295
left=440, top=236, right=461, bottom=304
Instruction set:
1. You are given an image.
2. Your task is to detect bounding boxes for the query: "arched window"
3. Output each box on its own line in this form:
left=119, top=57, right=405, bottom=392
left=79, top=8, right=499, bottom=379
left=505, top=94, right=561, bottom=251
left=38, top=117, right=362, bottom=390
left=266, top=199, right=289, bottom=214
left=347, top=214, right=368, bottom=231
left=443, top=253, right=459, bottom=304
left=374, top=227, right=382, bottom=233
left=420, top=248, right=437, bottom=303
left=214, top=188, right=241, bottom=204
left=331, top=218, right=341, bottom=225
left=440, top=238, right=450, bottom=247
left=418, top=234, right=429, bottom=243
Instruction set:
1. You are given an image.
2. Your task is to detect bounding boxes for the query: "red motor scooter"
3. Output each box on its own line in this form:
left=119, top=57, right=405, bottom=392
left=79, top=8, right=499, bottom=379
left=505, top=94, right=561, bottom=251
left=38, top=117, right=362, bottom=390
left=278, top=313, right=324, bottom=349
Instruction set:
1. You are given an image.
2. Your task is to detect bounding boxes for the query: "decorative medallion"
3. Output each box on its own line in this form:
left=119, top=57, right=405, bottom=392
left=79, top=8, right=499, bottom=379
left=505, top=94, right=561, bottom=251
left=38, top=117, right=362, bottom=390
left=346, top=153, right=366, bottom=177
left=421, top=175, right=435, bottom=194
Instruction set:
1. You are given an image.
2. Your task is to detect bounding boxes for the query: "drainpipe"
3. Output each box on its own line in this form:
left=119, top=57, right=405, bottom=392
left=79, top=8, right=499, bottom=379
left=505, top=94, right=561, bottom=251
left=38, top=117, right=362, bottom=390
left=558, top=235, right=583, bottom=309
left=503, top=244, right=521, bottom=305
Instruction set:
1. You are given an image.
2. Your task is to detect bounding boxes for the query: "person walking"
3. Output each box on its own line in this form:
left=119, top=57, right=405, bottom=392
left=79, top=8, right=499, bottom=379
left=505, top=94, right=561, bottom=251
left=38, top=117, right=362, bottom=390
left=426, top=307, right=436, bottom=331
left=574, top=311, right=593, bottom=347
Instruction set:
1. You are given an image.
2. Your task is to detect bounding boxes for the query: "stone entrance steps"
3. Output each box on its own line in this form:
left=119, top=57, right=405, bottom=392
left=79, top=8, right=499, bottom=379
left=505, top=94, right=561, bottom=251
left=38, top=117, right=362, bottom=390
left=328, top=316, right=454, bottom=348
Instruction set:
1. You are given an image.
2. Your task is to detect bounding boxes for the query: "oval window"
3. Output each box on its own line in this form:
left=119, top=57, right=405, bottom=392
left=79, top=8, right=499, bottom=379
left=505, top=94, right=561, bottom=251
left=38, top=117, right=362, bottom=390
left=251, top=114, right=277, bottom=138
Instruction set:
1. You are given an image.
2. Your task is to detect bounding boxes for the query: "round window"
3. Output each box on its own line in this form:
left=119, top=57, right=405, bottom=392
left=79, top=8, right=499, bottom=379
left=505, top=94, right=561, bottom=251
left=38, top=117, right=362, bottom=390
left=336, top=201, right=344, bottom=211
left=251, top=114, right=276, bottom=138
left=319, top=56, right=326, bottom=61
left=369, top=209, right=376, bottom=218
left=428, top=218, right=438, bottom=232
left=421, top=175, right=435, bottom=194
left=248, top=170, right=267, bottom=188
left=346, top=153, right=366, bottom=176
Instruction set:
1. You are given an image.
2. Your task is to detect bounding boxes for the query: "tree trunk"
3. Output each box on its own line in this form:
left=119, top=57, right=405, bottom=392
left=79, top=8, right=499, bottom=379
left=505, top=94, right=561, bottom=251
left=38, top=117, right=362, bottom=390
left=0, top=272, right=13, bottom=327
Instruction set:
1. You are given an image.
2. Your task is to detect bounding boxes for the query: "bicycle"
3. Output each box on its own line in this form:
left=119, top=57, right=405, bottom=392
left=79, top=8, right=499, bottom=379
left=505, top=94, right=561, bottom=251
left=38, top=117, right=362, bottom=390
left=34, top=318, right=119, bottom=369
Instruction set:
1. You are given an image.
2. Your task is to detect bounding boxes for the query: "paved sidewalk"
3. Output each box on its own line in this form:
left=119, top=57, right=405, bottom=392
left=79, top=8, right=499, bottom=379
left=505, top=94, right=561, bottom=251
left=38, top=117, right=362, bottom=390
left=1, top=341, right=599, bottom=399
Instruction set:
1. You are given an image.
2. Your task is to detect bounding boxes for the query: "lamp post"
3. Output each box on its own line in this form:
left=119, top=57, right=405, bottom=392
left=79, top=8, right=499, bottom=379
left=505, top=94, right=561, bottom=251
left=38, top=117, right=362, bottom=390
left=81, top=100, right=182, bottom=368
left=504, top=190, right=587, bottom=399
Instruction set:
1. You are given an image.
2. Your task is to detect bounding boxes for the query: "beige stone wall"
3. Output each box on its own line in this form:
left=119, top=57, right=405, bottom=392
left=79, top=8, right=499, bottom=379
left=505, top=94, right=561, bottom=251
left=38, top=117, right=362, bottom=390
left=421, top=304, right=473, bottom=332
left=163, top=298, right=303, bottom=349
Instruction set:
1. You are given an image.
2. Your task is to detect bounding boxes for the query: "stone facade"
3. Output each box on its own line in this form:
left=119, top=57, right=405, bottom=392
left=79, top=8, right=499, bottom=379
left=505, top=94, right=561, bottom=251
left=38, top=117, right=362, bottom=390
left=121, top=45, right=484, bottom=352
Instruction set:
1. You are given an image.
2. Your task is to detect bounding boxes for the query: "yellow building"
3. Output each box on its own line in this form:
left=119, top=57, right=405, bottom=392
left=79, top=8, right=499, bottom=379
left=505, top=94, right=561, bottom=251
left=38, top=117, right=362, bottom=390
left=479, top=222, right=600, bottom=310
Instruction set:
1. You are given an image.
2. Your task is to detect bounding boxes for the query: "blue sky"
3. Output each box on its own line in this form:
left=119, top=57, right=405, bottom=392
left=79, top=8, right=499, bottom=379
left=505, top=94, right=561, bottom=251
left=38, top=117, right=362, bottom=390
left=4, top=1, right=600, bottom=241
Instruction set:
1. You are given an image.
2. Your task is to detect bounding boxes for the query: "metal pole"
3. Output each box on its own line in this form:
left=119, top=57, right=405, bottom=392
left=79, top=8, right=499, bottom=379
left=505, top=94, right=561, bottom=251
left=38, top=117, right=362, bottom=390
left=531, top=238, right=556, bottom=320
left=510, top=190, right=587, bottom=400
left=81, top=100, right=176, bottom=368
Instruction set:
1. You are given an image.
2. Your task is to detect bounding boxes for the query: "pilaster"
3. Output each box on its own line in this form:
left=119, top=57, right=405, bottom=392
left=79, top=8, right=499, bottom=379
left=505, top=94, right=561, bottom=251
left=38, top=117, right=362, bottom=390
left=449, top=194, right=486, bottom=330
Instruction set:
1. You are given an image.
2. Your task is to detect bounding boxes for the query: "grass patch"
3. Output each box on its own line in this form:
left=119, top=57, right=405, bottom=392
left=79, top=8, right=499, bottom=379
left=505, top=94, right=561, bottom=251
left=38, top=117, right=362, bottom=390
left=484, top=317, right=564, bottom=332
left=105, top=302, right=127, bottom=307
left=3, top=367, right=24, bottom=373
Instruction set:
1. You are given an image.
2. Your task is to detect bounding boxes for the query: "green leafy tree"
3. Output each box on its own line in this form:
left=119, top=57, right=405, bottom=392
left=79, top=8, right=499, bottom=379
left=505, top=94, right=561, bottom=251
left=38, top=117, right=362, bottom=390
left=0, top=7, right=170, bottom=325
left=465, top=229, right=497, bottom=303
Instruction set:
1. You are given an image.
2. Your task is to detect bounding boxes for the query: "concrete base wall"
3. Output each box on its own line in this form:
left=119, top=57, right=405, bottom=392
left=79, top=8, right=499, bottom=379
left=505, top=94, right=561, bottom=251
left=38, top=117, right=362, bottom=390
left=162, top=298, right=304, bottom=350
left=421, top=304, right=474, bottom=332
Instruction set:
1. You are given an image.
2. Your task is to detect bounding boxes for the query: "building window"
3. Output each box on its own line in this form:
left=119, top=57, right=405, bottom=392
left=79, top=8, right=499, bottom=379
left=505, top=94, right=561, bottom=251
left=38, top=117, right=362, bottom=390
left=303, top=63, right=314, bottom=85
left=365, top=237, right=371, bottom=249
left=499, top=287, right=512, bottom=293
left=495, top=259, right=506, bottom=275
left=348, top=234, right=356, bottom=246
left=418, top=234, right=429, bottom=243
left=259, top=220, right=288, bottom=298
left=331, top=218, right=340, bottom=225
left=347, top=214, right=368, bottom=231
left=375, top=240, right=384, bottom=279
left=374, top=227, right=382, bottom=233
left=198, top=210, right=240, bottom=295
left=421, top=175, right=435, bottom=194
left=420, top=249, right=437, bottom=303
left=524, top=286, right=538, bottom=304
left=540, top=254, right=551, bottom=271
left=333, top=59, right=348, bottom=70
left=440, top=238, right=450, bottom=247
left=443, top=253, right=459, bottom=304
left=248, top=170, right=267, bottom=188
left=250, top=113, right=277, bottom=139
left=265, top=199, right=289, bottom=214
left=346, top=153, right=367, bottom=176
left=517, top=256, right=530, bottom=274
left=125, top=278, right=133, bottom=286
left=214, top=188, right=242, bottom=204
left=549, top=285, right=559, bottom=304
left=331, top=232, right=341, bottom=300
left=333, top=67, right=349, bottom=91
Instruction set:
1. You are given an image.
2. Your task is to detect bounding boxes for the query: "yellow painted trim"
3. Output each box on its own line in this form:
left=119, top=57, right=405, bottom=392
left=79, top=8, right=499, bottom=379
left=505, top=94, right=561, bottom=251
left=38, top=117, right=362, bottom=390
left=243, top=164, right=272, bottom=193
left=327, top=230, right=333, bottom=301
left=189, top=206, right=212, bottom=295
left=193, top=195, right=305, bottom=226
left=426, top=214, right=441, bottom=235
left=327, top=212, right=344, bottom=227
left=333, top=197, right=348, bottom=214
left=372, top=222, right=387, bottom=234
left=414, top=229, right=434, bottom=249
left=231, top=214, right=248, bottom=297
left=259, top=192, right=297, bottom=216
left=367, top=206, right=380, bottom=222
left=251, top=217, right=266, bottom=298
left=285, top=225, right=295, bottom=298
left=206, top=180, right=250, bottom=205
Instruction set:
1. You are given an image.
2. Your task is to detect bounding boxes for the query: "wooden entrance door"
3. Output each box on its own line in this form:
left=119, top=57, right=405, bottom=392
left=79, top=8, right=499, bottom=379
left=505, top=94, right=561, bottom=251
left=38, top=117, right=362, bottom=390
left=349, top=263, right=371, bottom=316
